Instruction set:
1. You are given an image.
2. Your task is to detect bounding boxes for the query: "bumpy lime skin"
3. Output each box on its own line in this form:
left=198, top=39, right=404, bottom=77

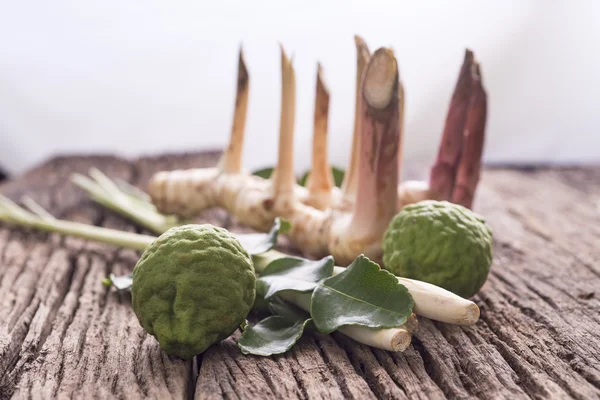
left=131, top=224, right=256, bottom=360
left=382, top=200, right=493, bottom=298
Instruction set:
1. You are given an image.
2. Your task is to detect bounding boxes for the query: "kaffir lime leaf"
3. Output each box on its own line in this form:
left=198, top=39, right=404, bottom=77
left=382, top=200, right=493, bottom=298
left=131, top=224, right=256, bottom=359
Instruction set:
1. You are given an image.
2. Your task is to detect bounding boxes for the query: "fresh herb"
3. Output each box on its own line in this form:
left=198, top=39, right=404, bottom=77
left=236, top=218, right=287, bottom=255
left=310, top=255, right=413, bottom=333
left=238, top=315, right=312, bottom=357
left=258, top=255, right=334, bottom=299
left=252, top=167, right=274, bottom=180
left=71, top=168, right=184, bottom=234
left=240, top=253, right=414, bottom=356
left=253, top=166, right=345, bottom=188
left=239, top=297, right=313, bottom=356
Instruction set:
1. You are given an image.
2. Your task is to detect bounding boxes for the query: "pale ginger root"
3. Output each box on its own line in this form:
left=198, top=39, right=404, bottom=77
left=147, top=38, right=488, bottom=266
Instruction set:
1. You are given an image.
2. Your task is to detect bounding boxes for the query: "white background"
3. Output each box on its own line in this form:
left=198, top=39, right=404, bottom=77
left=0, top=1, right=598, bottom=176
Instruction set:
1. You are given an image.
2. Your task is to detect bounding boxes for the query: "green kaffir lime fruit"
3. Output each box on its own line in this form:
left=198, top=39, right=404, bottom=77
left=382, top=200, right=493, bottom=298
left=131, top=224, right=256, bottom=360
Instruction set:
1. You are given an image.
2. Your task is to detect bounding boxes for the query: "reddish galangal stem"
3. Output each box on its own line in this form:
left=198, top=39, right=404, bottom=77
left=451, top=62, right=487, bottom=208
left=429, top=50, right=475, bottom=201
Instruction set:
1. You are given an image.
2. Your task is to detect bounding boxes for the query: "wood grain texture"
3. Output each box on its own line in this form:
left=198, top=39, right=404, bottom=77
left=0, top=153, right=599, bottom=399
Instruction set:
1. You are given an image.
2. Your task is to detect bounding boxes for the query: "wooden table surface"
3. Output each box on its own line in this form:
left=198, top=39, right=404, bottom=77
left=0, top=152, right=599, bottom=399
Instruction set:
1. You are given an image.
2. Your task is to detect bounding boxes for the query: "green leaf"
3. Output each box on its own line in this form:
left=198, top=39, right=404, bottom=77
left=237, top=315, right=312, bottom=356
left=298, top=167, right=345, bottom=188
left=257, top=255, right=334, bottom=299
left=252, top=167, right=274, bottom=179
left=268, top=297, right=311, bottom=321
left=103, top=273, right=133, bottom=291
left=331, top=167, right=345, bottom=188
left=252, top=166, right=344, bottom=188
left=251, top=278, right=271, bottom=313
left=279, top=219, right=292, bottom=233
left=235, top=218, right=283, bottom=255
left=251, top=293, right=271, bottom=314
left=310, top=255, right=413, bottom=333
left=298, top=171, right=309, bottom=187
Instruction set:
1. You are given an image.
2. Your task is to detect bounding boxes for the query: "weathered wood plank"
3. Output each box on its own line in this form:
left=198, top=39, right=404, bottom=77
left=0, top=154, right=599, bottom=399
left=0, top=156, right=191, bottom=399
left=191, top=164, right=600, bottom=400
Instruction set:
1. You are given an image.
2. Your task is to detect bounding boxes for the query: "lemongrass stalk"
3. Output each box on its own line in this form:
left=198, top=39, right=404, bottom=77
left=0, top=195, right=154, bottom=251
left=96, top=171, right=161, bottom=214
left=89, top=167, right=129, bottom=202
left=253, top=250, right=480, bottom=326
left=80, top=169, right=168, bottom=224
left=71, top=170, right=181, bottom=234
left=339, top=325, right=412, bottom=352
left=278, top=291, right=413, bottom=352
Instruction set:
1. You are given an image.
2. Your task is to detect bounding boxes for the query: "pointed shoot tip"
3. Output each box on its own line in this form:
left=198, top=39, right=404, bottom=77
left=473, top=61, right=483, bottom=82
left=355, top=35, right=371, bottom=60
left=316, top=63, right=329, bottom=95
left=465, top=48, right=474, bottom=62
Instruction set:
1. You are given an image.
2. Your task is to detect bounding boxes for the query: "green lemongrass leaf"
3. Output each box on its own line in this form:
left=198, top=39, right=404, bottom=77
left=0, top=194, right=33, bottom=222
left=115, top=178, right=152, bottom=203
left=88, top=167, right=128, bottom=202
left=237, top=315, right=312, bottom=356
left=21, top=196, right=56, bottom=221
left=0, top=194, right=155, bottom=251
left=71, top=170, right=184, bottom=234
left=235, top=218, right=284, bottom=255
left=310, top=254, right=413, bottom=334
left=257, top=255, right=334, bottom=299
left=252, top=167, right=274, bottom=179
left=103, top=273, right=133, bottom=291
